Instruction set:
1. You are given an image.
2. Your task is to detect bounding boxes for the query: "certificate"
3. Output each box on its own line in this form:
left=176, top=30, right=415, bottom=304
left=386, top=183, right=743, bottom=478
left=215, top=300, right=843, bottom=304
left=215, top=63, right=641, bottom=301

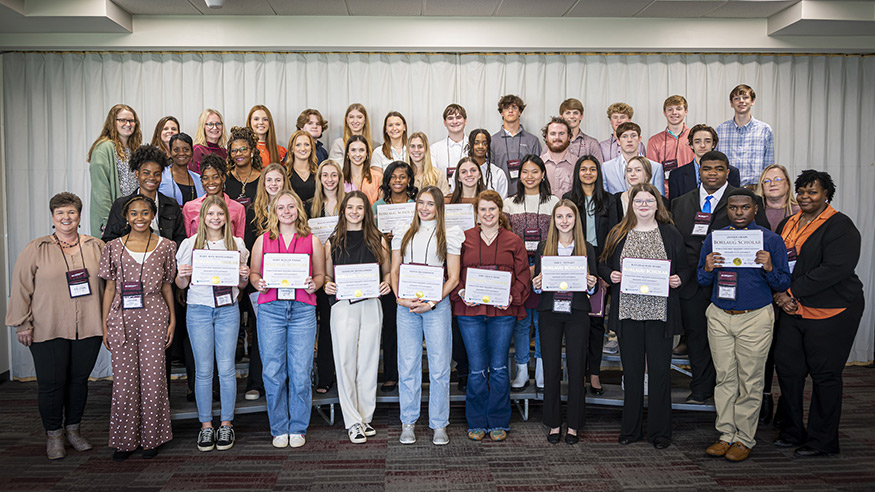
left=711, top=229, right=764, bottom=268
left=308, top=216, right=339, bottom=244
left=191, top=250, right=240, bottom=287
left=377, top=202, right=416, bottom=234
left=334, top=263, right=381, bottom=301
left=262, top=253, right=310, bottom=289
left=541, top=255, right=588, bottom=292
left=397, top=263, right=444, bottom=302
left=444, top=203, right=475, bottom=231
left=464, top=268, right=512, bottom=307
left=620, top=258, right=670, bottom=297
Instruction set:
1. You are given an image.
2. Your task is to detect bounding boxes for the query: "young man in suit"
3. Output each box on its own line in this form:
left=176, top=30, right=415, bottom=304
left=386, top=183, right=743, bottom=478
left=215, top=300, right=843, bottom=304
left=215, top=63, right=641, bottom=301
left=668, top=125, right=741, bottom=202
left=670, top=151, right=769, bottom=404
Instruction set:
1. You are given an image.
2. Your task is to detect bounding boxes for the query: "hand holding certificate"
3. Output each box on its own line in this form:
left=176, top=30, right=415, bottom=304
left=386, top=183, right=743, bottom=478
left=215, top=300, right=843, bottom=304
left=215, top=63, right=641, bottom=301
left=334, top=263, right=381, bottom=300
left=262, top=253, right=310, bottom=289
left=191, top=250, right=241, bottom=287
left=397, top=264, right=444, bottom=302
left=377, top=203, right=416, bottom=234
left=711, top=230, right=764, bottom=268
left=620, top=258, right=671, bottom=297
left=541, top=256, right=588, bottom=292
left=464, top=268, right=512, bottom=307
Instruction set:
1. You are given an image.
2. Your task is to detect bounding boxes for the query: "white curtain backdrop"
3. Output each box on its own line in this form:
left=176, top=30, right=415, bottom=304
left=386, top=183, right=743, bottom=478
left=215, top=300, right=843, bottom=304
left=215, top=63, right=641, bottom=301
left=4, top=51, right=873, bottom=378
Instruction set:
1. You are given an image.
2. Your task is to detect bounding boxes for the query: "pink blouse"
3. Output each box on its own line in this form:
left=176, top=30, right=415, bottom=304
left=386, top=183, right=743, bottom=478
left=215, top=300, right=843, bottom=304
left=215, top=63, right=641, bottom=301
left=182, top=193, right=246, bottom=238
left=257, top=231, right=316, bottom=306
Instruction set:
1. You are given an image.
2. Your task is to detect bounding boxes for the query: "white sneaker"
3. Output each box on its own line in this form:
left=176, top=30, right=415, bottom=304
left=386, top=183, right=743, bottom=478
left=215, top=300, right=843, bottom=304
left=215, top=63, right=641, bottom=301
left=511, top=363, right=529, bottom=390
left=400, top=424, right=416, bottom=444
left=534, top=358, right=544, bottom=390
left=362, top=423, right=376, bottom=437
left=348, top=424, right=367, bottom=444
left=244, top=389, right=261, bottom=401
left=621, top=375, right=625, bottom=391
left=288, top=434, right=306, bottom=448
left=644, top=373, right=649, bottom=397
left=272, top=434, right=289, bottom=448
left=433, top=427, right=449, bottom=446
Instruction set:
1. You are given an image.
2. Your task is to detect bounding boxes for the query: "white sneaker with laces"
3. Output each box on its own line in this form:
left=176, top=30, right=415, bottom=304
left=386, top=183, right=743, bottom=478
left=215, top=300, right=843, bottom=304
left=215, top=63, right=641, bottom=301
left=288, top=434, right=306, bottom=448
left=362, top=422, right=376, bottom=437
left=400, top=424, right=416, bottom=444
left=348, top=424, right=367, bottom=444
left=272, top=434, right=289, bottom=448
left=433, top=427, right=449, bottom=446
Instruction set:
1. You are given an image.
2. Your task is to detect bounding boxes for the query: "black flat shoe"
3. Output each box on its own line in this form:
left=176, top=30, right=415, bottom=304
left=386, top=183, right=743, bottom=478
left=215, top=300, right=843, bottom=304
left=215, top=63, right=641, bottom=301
left=380, top=382, right=397, bottom=393
left=547, top=432, right=561, bottom=444
left=773, top=438, right=800, bottom=448
left=565, top=433, right=579, bottom=445
left=112, top=450, right=134, bottom=462
left=618, top=436, right=636, bottom=445
left=142, top=447, right=159, bottom=459
left=315, top=382, right=333, bottom=394
left=794, top=445, right=827, bottom=457
left=186, top=391, right=195, bottom=402
left=653, top=437, right=671, bottom=449
left=589, top=385, right=605, bottom=396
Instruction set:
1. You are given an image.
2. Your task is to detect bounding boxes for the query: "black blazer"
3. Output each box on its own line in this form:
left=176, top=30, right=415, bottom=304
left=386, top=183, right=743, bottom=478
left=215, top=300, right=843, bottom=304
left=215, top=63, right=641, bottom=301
left=562, top=190, right=619, bottom=257
left=670, top=185, right=769, bottom=299
left=597, top=222, right=689, bottom=338
left=776, top=211, right=863, bottom=309
left=533, top=240, right=599, bottom=313
left=667, top=160, right=741, bottom=202
left=102, top=191, right=186, bottom=246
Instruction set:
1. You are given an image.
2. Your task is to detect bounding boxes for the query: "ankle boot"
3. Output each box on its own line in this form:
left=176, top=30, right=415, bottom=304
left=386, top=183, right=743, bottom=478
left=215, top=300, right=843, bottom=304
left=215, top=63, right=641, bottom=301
left=66, top=423, right=92, bottom=451
left=511, top=362, right=529, bottom=391
left=759, top=393, right=774, bottom=424
left=534, top=358, right=544, bottom=390
left=46, top=429, right=66, bottom=459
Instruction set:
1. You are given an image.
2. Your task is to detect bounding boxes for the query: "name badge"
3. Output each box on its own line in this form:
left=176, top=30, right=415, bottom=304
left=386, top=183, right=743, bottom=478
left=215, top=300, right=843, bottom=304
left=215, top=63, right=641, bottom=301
left=717, top=271, right=738, bottom=301
left=235, top=195, right=252, bottom=208
left=446, top=166, right=456, bottom=182
left=121, top=281, right=144, bottom=310
left=507, top=159, right=521, bottom=180
left=478, top=264, right=497, bottom=271
left=277, top=288, right=296, bottom=301
left=213, top=286, right=234, bottom=307
left=553, top=291, right=573, bottom=313
left=524, top=228, right=540, bottom=253
left=787, top=247, right=797, bottom=273
left=66, top=269, right=92, bottom=298
left=692, top=212, right=712, bottom=236
left=663, top=159, right=678, bottom=180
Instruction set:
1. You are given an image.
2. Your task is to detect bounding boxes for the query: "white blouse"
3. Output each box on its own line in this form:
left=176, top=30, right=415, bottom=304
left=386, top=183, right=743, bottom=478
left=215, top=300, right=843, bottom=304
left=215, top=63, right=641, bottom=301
left=392, top=219, right=464, bottom=267
left=176, top=236, right=249, bottom=307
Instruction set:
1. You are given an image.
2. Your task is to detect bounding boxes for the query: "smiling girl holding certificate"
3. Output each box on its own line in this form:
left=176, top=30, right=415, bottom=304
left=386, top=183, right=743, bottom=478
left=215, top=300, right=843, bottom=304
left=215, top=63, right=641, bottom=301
left=323, top=191, right=392, bottom=443
left=175, top=196, right=250, bottom=452
left=599, top=183, right=688, bottom=450
left=391, top=186, right=463, bottom=446
left=249, top=190, right=325, bottom=449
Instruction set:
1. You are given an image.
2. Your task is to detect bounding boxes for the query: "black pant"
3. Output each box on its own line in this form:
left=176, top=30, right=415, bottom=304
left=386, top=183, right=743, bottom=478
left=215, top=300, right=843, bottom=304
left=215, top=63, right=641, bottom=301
left=452, top=316, right=468, bottom=376
left=540, top=310, right=589, bottom=430
left=167, top=292, right=195, bottom=392
left=679, top=287, right=715, bottom=398
left=586, top=316, right=606, bottom=376
left=29, top=336, right=102, bottom=431
left=380, top=293, right=398, bottom=382
left=241, top=290, right=264, bottom=392
left=618, top=319, right=673, bottom=443
left=314, top=288, right=335, bottom=388
left=775, top=297, right=864, bottom=454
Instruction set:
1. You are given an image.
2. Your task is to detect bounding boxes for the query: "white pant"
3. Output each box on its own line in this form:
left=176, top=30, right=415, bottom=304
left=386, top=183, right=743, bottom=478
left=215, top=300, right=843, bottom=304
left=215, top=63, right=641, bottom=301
left=330, top=298, right=383, bottom=429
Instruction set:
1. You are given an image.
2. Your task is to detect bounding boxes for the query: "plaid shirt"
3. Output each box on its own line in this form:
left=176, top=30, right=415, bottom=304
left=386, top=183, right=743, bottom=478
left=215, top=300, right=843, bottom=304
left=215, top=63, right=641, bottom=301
left=716, top=117, right=774, bottom=185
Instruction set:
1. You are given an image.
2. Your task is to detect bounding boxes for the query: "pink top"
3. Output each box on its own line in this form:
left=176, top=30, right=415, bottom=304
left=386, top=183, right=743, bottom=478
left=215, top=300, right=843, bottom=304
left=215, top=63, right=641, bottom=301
left=182, top=193, right=247, bottom=238
left=257, top=231, right=316, bottom=306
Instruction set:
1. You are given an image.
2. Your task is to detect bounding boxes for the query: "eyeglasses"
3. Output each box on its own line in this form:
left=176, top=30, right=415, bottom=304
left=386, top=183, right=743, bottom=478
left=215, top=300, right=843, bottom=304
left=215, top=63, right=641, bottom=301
left=632, top=199, right=657, bottom=206
left=116, top=118, right=136, bottom=125
left=762, top=177, right=784, bottom=185
left=204, top=122, right=223, bottom=128
left=230, top=147, right=250, bottom=154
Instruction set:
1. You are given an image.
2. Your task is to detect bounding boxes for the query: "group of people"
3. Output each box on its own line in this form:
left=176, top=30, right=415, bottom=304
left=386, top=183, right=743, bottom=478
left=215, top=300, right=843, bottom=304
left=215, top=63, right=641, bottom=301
left=7, top=85, right=863, bottom=465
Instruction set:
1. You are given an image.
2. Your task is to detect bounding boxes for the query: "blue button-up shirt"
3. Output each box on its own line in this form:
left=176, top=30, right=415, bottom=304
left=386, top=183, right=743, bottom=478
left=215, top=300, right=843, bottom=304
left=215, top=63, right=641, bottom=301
left=716, top=117, right=774, bottom=186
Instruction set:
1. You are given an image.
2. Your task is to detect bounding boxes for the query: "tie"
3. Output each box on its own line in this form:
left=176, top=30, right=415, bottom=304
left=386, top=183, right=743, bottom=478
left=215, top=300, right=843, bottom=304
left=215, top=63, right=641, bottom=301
left=703, top=195, right=713, bottom=214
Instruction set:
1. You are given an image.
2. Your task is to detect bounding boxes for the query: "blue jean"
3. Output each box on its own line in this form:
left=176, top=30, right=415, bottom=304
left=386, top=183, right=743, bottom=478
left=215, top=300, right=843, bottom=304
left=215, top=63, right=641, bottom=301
left=457, top=315, right=516, bottom=433
left=187, top=303, right=240, bottom=423
left=257, top=300, right=317, bottom=436
left=396, top=298, right=452, bottom=429
left=513, top=308, right=540, bottom=364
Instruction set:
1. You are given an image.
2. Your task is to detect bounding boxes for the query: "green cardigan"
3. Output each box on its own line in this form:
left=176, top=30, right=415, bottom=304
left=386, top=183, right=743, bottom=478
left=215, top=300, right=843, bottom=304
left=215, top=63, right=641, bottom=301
left=88, top=140, right=124, bottom=234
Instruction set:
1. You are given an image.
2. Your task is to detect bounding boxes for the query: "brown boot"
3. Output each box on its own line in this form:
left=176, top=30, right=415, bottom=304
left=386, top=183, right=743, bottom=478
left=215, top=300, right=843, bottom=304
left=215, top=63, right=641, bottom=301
left=65, top=424, right=92, bottom=451
left=46, top=429, right=66, bottom=459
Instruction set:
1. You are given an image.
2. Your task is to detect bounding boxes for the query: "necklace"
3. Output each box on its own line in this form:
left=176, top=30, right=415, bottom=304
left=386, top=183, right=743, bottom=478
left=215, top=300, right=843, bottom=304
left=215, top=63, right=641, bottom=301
left=54, top=233, right=80, bottom=248
left=480, top=228, right=499, bottom=244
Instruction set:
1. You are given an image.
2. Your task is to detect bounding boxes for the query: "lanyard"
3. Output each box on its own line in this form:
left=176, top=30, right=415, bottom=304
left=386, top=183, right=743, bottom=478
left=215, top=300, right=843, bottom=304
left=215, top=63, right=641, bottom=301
left=522, top=195, right=542, bottom=236
left=502, top=129, right=522, bottom=162
left=407, top=225, right=436, bottom=265
left=54, top=234, right=86, bottom=272
left=663, top=128, right=680, bottom=164
left=119, top=233, right=151, bottom=285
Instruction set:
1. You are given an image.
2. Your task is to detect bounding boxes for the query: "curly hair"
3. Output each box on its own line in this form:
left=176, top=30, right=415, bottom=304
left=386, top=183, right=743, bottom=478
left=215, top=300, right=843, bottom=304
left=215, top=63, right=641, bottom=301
left=227, top=126, right=263, bottom=171
left=795, top=169, right=836, bottom=202
left=128, top=144, right=170, bottom=172
left=200, top=153, right=228, bottom=177
left=380, top=161, right=418, bottom=203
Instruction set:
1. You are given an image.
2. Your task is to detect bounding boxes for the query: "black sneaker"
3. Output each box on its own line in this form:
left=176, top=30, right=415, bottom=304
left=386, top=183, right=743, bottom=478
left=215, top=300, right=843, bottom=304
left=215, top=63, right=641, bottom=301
left=216, top=425, right=235, bottom=451
left=197, top=427, right=216, bottom=452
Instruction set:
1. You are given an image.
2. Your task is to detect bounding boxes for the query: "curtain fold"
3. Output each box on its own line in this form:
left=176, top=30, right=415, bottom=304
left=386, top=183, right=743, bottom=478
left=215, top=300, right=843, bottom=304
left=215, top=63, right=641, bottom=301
left=4, top=51, right=873, bottom=378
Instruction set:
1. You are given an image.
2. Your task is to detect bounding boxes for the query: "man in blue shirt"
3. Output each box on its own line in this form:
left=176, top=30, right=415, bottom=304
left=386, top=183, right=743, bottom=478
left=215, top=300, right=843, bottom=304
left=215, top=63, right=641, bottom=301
left=697, top=188, right=791, bottom=462
left=601, top=122, right=664, bottom=196
left=715, top=85, right=775, bottom=187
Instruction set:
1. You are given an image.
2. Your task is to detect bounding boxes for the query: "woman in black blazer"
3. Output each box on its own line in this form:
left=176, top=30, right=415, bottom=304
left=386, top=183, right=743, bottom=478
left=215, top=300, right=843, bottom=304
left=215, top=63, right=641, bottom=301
left=772, top=170, right=864, bottom=457
left=563, top=155, right=619, bottom=395
left=598, top=183, right=688, bottom=449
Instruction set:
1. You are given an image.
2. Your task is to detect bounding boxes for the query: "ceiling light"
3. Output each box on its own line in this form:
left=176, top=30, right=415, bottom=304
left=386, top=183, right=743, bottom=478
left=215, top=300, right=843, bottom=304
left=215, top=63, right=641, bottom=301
left=204, top=0, right=225, bottom=8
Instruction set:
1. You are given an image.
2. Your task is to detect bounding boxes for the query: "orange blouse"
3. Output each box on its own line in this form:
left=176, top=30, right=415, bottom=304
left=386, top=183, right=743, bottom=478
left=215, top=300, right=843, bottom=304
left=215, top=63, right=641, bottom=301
left=256, top=141, right=287, bottom=166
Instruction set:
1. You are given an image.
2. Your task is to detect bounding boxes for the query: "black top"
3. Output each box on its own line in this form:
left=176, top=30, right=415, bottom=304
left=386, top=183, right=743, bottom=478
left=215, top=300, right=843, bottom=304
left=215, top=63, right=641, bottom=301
left=225, top=173, right=259, bottom=203
left=332, top=230, right=378, bottom=266
left=101, top=191, right=186, bottom=246
left=670, top=185, right=769, bottom=299
left=597, top=222, right=689, bottom=338
left=176, top=183, right=198, bottom=205
left=290, top=170, right=316, bottom=204
left=533, top=240, right=599, bottom=313
left=776, top=211, right=863, bottom=310
left=667, top=159, right=742, bottom=202
left=562, top=190, right=620, bottom=257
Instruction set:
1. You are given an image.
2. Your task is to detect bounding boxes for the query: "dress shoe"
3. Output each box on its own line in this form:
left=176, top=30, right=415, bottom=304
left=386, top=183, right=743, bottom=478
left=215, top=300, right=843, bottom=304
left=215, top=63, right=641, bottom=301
left=547, top=432, right=561, bottom=444
left=565, top=433, right=579, bottom=445
left=773, top=437, right=800, bottom=448
left=725, top=442, right=751, bottom=462
left=112, top=449, right=134, bottom=461
left=706, top=440, right=732, bottom=457
left=142, top=447, right=159, bottom=459
left=653, top=437, right=671, bottom=449
left=759, top=393, right=774, bottom=425
left=794, top=445, right=827, bottom=457
left=618, top=436, right=636, bottom=445
left=672, top=341, right=688, bottom=357
left=589, top=384, right=605, bottom=396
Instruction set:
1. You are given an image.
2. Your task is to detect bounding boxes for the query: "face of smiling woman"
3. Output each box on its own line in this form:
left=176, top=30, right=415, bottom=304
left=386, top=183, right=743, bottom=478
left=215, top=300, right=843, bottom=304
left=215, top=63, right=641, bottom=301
left=125, top=200, right=154, bottom=234
left=201, top=167, right=225, bottom=196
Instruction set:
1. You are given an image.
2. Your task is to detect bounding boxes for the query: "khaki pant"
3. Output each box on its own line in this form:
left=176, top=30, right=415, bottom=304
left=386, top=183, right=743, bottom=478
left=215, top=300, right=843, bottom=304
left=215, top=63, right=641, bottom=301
left=706, top=303, right=774, bottom=448
left=330, top=298, right=383, bottom=429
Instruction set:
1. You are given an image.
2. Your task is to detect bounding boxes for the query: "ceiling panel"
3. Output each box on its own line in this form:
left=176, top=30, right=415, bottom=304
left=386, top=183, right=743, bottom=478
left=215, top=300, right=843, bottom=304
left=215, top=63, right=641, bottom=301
left=346, top=0, right=423, bottom=16
left=112, top=0, right=201, bottom=15
left=188, top=0, right=278, bottom=15
left=494, top=0, right=577, bottom=17
left=706, top=1, right=797, bottom=18
left=424, top=0, right=500, bottom=17
left=565, top=0, right=653, bottom=17
left=267, top=0, right=350, bottom=15
left=636, top=0, right=726, bottom=18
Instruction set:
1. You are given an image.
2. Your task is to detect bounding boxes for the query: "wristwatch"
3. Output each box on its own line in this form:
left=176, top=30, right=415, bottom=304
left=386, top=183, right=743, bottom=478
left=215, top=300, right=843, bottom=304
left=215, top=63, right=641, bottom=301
left=428, top=301, right=437, bottom=310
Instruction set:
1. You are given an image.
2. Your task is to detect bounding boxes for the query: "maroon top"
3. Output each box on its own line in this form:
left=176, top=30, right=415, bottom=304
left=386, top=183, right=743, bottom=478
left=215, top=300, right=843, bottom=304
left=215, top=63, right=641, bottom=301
left=190, top=142, right=227, bottom=174
left=451, top=227, right=531, bottom=320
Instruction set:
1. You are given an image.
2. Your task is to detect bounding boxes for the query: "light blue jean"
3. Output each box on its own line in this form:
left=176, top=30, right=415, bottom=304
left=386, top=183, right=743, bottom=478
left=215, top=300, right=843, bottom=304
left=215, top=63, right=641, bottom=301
left=457, top=315, right=516, bottom=433
left=513, top=308, right=541, bottom=364
left=257, top=300, right=317, bottom=436
left=187, top=303, right=240, bottom=423
left=396, top=298, right=452, bottom=429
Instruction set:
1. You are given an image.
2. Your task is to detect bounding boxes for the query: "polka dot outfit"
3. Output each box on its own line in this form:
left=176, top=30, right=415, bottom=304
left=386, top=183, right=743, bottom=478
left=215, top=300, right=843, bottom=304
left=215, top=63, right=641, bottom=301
left=99, top=236, right=177, bottom=452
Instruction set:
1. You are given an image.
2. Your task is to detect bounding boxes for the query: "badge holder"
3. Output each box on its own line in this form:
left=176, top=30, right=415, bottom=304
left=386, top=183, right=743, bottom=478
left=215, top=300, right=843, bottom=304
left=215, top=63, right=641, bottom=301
left=121, top=281, right=144, bottom=309
left=692, top=212, right=712, bottom=236
left=552, top=291, right=573, bottom=313
left=524, top=228, right=540, bottom=254
left=507, top=159, right=521, bottom=180
left=66, top=268, right=92, bottom=298
left=786, top=247, right=797, bottom=274
left=236, top=195, right=252, bottom=208
left=446, top=166, right=456, bottom=182
left=716, top=271, right=738, bottom=301
left=663, top=159, right=678, bottom=179
left=277, top=287, right=296, bottom=301
left=213, top=286, right=234, bottom=307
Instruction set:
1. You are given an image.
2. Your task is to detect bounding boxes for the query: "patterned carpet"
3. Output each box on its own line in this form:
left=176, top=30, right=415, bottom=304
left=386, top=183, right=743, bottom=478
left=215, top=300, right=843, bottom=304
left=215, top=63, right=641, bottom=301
left=2, top=367, right=875, bottom=491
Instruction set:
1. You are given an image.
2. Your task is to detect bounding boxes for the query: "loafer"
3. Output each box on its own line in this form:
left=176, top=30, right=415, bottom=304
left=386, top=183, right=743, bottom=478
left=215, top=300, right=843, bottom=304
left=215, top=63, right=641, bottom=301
left=565, top=433, right=579, bottom=445
left=653, top=437, right=671, bottom=450
left=589, top=385, right=605, bottom=396
left=490, top=430, right=507, bottom=441
left=467, top=430, right=485, bottom=441
left=794, top=445, right=827, bottom=457
left=547, top=432, right=561, bottom=444
left=725, top=442, right=751, bottom=462
left=400, top=424, right=416, bottom=444
left=112, top=449, right=133, bottom=462
left=773, top=437, right=800, bottom=448
left=706, top=440, right=732, bottom=457
left=433, top=427, right=449, bottom=446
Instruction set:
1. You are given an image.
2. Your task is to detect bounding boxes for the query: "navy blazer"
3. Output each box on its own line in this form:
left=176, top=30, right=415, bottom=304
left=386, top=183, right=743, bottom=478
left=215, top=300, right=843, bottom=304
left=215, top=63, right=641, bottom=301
left=668, top=160, right=741, bottom=202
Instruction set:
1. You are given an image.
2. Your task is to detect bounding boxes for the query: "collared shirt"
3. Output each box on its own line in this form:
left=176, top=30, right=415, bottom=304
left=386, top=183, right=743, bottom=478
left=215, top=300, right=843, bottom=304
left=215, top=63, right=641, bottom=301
left=569, top=131, right=604, bottom=163
left=699, top=181, right=728, bottom=211
left=716, top=117, right=774, bottom=186
left=392, top=219, right=464, bottom=267
left=431, top=136, right=466, bottom=182
left=601, top=154, right=665, bottom=196
left=599, top=135, right=646, bottom=162
left=541, top=148, right=579, bottom=199
left=697, top=223, right=791, bottom=311
left=490, top=125, right=542, bottom=190
left=371, top=145, right=407, bottom=171
left=646, top=124, right=696, bottom=171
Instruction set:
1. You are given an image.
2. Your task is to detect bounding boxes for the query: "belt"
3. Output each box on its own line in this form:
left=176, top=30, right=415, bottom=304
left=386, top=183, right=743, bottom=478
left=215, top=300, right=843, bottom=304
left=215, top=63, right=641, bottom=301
left=723, top=309, right=755, bottom=315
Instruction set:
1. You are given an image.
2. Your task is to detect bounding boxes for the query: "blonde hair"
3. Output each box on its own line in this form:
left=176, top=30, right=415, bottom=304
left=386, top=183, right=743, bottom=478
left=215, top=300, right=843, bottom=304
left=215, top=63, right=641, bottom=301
left=543, top=199, right=588, bottom=257
left=311, top=159, right=346, bottom=217
left=407, top=132, right=442, bottom=190
left=193, top=108, right=227, bottom=148
left=343, top=103, right=372, bottom=150
left=626, top=155, right=653, bottom=185
left=286, top=130, right=318, bottom=175
left=266, top=190, right=311, bottom=241
left=755, top=164, right=798, bottom=216
left=400, top=186, right=447, bottom=262
left=194, top=195, right=238, bottom=251
left=253, top=163, right=291, bottom=235
left=88, top=104, right=142, bottom=161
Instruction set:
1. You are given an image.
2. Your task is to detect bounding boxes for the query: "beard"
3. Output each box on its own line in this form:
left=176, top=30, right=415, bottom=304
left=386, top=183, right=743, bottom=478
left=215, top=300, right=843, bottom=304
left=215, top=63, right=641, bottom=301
left=547, top=139, right=569, bottom=153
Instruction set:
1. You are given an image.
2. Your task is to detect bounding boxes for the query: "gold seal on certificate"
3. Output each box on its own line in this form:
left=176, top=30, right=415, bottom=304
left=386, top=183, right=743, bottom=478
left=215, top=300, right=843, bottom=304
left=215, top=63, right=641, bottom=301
left=620, top=258, right=670, bottom=297
left=191, top=250, right=241, bottom=287
left=482, top=295, right=491, bottom=303
left=733, top=258, right=742, bottom=266
left=559, top=281, right=569, bottom=291
left=354, top=289, right=363, bottom=298
left=640, top=285, right=649, bottom=294
left=281, top=279, right=290, bottom=287
left=334, top=263, right=381, bottom=301
left=416, top=291, right=424, bottom=299
left=398, top=264, right=444, bottom=302
left=211, top=276, right=220, bottom=284
left=464, top=268, right=511, bottom=307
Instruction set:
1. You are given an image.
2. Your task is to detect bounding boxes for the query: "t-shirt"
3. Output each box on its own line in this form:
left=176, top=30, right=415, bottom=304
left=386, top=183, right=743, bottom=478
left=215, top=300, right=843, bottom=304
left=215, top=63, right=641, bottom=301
left=176, top=236, right=249, bottom=307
